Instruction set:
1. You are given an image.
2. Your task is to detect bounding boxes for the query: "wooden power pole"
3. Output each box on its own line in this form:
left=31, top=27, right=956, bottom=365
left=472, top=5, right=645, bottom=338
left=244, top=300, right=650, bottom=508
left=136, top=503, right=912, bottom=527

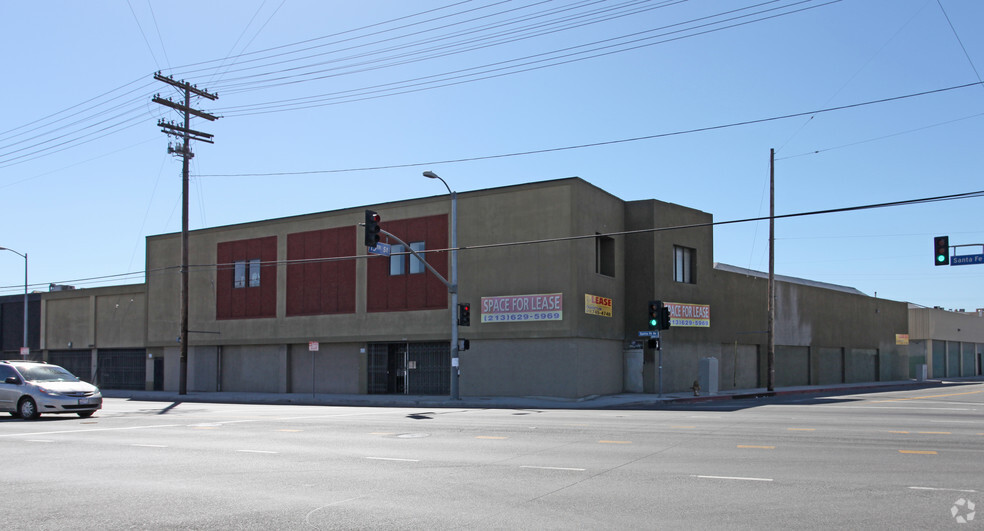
left=767, top=148, right=776, bottom=392
left=153, top=72, right=218, bottom=395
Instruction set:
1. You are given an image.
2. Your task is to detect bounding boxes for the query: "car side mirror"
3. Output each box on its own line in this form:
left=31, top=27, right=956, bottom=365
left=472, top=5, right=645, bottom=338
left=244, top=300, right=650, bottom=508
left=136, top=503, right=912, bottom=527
left=4, top=376, right=21, bottom=385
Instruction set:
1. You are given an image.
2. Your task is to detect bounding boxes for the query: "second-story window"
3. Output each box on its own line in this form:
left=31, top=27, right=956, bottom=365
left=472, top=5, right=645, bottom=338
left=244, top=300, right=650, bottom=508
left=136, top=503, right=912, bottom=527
left=674, top=245, right=696, bottom=284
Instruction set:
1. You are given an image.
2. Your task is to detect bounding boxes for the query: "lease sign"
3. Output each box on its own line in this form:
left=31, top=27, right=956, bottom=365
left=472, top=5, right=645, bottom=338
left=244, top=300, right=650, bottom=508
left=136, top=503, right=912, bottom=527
left=481, top=293, right=563, bottom=323
left=584, top=294, right=612, bottom=317
left=665, top=302, right=710, bottom=327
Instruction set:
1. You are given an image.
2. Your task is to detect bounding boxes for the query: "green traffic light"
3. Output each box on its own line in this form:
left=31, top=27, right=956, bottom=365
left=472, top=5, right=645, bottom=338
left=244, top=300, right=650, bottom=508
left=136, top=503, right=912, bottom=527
left=649, top=318, right=658, bottom=327
left=937, top=255, right=946, bottom=263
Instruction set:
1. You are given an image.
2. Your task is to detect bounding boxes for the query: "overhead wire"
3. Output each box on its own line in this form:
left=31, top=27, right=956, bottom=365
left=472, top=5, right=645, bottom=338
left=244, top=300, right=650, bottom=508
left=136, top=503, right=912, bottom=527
left=197, top=81, right=984, bottom=177
left=4, top=186, right=981, bottom=295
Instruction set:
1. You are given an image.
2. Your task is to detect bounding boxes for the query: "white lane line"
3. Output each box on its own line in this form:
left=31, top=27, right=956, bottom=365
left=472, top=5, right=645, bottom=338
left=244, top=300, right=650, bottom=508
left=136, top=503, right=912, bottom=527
left=365, top=457, right=419, bottom=462
left=131, top=444, right=168, bottom=448
left=520, top=466, right=586, bottom=472
left=237, top=449, right=278, bottom=454
left=909, top=486, right=978, bottom=493
left=0, top=424, right=184, bottom=438
left=694, top=475, right=774, bottom=482
left=27, top=439, right=55, bottom=443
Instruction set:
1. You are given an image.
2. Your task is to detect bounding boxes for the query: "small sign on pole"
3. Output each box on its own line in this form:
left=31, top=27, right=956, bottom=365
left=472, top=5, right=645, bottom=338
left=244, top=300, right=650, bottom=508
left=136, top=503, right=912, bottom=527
left=19, top=347, right=30, bottom=357
left=308, top=341, right=319, bottom=352
left=368, top=242, right=392, bottom=257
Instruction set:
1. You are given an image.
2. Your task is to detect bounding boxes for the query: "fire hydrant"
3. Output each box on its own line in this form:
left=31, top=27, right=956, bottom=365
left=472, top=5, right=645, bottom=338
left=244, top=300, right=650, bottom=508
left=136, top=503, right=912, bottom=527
left=691, top=380, right=701, bottom=396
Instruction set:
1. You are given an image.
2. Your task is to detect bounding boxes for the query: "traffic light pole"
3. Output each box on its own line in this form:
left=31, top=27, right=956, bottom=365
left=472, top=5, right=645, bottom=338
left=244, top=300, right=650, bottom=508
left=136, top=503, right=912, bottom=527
left=375, top=223, right=460, bottom=399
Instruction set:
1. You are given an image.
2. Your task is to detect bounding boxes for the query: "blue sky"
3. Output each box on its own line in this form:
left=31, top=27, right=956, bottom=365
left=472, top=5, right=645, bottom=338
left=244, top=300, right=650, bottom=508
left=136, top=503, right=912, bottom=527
left=1, top=0, right=982, bottom=311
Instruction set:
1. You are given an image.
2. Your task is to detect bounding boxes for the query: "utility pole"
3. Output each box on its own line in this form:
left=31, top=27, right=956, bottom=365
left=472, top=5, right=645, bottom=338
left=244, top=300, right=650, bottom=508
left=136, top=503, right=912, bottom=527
left=153, top=72, right=218, bottom=395
left=767, top=148, right=776, bottom=392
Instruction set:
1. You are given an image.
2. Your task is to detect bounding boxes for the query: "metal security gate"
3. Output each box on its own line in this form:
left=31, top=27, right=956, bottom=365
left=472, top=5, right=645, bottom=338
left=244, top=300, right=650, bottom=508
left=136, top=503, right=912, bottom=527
left=95, top=349, right=147, bottom=390
left=368, top=342, right=449, bottom=395
left=48, top=350, right=93, bottom=383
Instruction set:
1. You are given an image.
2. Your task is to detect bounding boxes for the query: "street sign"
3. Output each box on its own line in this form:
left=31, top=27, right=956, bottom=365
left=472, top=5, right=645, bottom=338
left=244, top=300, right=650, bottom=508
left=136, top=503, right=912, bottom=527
left=368, top=242, right=392, bottom=257
left=638, top=330, right=659, bottom=338
left=951, top=254, right=984, bottom=266
left=308, top=341, right=319, bottom=352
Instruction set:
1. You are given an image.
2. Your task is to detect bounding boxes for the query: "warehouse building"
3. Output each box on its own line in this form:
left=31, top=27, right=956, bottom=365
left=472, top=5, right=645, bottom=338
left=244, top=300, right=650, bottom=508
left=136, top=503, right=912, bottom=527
left=28, top=177, right=979, bottom=397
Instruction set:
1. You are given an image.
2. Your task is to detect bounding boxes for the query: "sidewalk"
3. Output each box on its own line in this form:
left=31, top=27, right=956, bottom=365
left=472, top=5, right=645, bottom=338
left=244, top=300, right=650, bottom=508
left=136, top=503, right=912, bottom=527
left=101, top=377, right=981, bottom=410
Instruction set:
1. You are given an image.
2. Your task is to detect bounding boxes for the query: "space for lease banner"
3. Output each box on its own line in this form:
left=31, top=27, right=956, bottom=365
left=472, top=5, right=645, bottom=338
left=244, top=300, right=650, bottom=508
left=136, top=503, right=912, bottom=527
left=666, top=302, right=710, bottom=327
left=481, top=293, right=563, bottom=323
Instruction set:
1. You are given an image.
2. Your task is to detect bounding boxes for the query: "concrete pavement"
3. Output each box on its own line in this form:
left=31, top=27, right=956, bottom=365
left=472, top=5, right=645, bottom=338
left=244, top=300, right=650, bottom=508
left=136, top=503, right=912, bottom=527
left=100, top=377, right=982, bottom=410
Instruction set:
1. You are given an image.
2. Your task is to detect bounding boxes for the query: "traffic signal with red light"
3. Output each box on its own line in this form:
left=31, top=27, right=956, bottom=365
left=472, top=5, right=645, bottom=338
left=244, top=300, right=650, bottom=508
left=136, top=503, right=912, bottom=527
left=365, top=210, right=381, bottom=247
left=934, top=236, right=949, bottom=266
left=458, top=303, right=471, bottom=326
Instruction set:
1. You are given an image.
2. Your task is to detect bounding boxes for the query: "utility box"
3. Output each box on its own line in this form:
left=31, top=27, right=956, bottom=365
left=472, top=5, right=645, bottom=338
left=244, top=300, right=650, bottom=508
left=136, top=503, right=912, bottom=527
left=915, top=364, right=927, bottom=382
left=623, top=348, right=644, bottom=393
left=699, top=357, right=719, bottom=396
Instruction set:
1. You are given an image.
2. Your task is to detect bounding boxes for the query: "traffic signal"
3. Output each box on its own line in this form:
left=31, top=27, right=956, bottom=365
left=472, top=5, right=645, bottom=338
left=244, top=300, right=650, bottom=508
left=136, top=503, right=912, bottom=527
left=934, top=236, right=949, bottom=266
left=458, top=302, right=471, bottom=326
left=364, top=210, right=381, bottom=247
left=647, top=300, right=660, bottom=330
left=659, top=304, right=671, bottom=330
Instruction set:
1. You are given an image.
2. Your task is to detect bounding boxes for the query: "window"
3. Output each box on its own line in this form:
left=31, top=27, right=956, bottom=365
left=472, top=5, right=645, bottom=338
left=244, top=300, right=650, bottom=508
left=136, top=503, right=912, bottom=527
left=234, top=260, right=247, bottom=288
left=674, top=245, right=696, bottom=284
left=410, top=242, right=426, bottom=274
left=248, top=259, right=261, bottom=287
left=390, top=242, right=427, bottom=275
left=390, top=244, right=406, bottom=276
left=234, top=259, right=262, bottom=288
left=596, top=235, right=615, bottom=277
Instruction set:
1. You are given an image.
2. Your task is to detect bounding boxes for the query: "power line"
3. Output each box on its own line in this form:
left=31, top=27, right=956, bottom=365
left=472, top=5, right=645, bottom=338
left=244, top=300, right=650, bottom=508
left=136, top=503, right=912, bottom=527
left=197, top=81, right=984, bottom=178
left=5, top=186, right=981, bottom=295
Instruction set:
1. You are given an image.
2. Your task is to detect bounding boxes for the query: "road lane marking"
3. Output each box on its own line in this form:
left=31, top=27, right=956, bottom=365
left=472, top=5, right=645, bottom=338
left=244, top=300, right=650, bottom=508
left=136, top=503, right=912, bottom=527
left=787, top=428, right=815, bottom=431
left=0, top=424, right=184, bottom=438
left=918, top=431, right=951, bottom=435
left=131, top=444, right=168, bottom=448
left=873, top=389, right=984, bottom=402
left=365, top=457, right=419, bottom=462
left=476, top=436, right=508, bottom=440
left=898, top=450, right=938, bottom=455
left=671, top=426, right=697, bottom=429
left=695, top=475, right=774, bottom=482
left=888, top=431, right=910, bottom=434
left=237, top=449, right=278, bottom=454
left=910, top=486, right=978, bottom=493
left=737, top=445, right=775, bottom=450
left=520, top=466, right=586, bottom=472
left=277, top=429, right=303, bottom=432
left=27, top=439, right=54, bottom=443
left=599, top=440, right=632, bottom=444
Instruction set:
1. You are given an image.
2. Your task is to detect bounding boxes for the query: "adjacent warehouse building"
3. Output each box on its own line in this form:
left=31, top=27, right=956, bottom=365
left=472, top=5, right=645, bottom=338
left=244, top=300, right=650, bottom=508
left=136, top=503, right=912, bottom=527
left=20, top=178, right=983, bottom=396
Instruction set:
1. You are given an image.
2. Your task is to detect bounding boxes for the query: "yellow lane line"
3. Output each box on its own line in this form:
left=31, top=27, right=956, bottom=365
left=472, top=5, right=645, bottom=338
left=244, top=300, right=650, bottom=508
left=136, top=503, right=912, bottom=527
left=918, top=431, right=952, bottom=435
left=873, top=389, right=984, bottom=402
left=899, top=450, right=938, bottom=455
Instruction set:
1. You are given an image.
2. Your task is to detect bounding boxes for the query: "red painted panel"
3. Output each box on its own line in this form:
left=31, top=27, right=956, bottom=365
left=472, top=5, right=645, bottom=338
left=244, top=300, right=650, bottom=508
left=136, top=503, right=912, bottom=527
left=286, top=226, right=356, bottom=316
left=216, top=236, right=277, bottom=320
left=367, top=214, right=448, bottom=313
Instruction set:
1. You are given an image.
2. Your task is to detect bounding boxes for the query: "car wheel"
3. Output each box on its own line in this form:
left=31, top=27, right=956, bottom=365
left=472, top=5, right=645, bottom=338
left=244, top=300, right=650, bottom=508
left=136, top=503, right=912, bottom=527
left=77, top=411, right=95, bottom=418
left=18, top=397, right=39, bottom=420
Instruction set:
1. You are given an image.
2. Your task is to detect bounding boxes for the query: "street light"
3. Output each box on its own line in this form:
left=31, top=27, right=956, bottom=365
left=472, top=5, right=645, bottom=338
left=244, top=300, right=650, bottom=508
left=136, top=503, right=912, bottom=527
left=0, top=246, right=28, bottom=356
left=422, top=171, right=460, bottom=400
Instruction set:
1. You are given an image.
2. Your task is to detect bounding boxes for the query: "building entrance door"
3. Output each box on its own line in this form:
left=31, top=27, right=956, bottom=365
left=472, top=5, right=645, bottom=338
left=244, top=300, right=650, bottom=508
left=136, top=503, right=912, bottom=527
left=368, top=342, right=449, bottom=395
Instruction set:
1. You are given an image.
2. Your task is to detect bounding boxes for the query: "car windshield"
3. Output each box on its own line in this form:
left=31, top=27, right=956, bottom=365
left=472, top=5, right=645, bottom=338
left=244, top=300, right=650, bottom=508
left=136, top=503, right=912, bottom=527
left=17, top=365, right=80, bottom=383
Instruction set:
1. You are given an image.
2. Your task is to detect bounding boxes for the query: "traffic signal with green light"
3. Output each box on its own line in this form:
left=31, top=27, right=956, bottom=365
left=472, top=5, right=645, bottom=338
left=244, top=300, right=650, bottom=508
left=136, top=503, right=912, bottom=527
left=934, top=236, right=949, bottom=266
left=648, top=300, right=660, bottom=330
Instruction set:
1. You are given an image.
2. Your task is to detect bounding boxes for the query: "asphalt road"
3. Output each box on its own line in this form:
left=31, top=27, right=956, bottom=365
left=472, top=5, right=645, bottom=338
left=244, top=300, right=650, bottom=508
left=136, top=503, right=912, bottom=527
left=1, top=382, right=981, bottom=529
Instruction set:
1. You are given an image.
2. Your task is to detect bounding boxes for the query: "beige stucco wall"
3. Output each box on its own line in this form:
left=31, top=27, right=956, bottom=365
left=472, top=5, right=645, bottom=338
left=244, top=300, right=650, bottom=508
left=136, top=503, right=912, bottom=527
left=42, top=285, right=146, bottom=351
